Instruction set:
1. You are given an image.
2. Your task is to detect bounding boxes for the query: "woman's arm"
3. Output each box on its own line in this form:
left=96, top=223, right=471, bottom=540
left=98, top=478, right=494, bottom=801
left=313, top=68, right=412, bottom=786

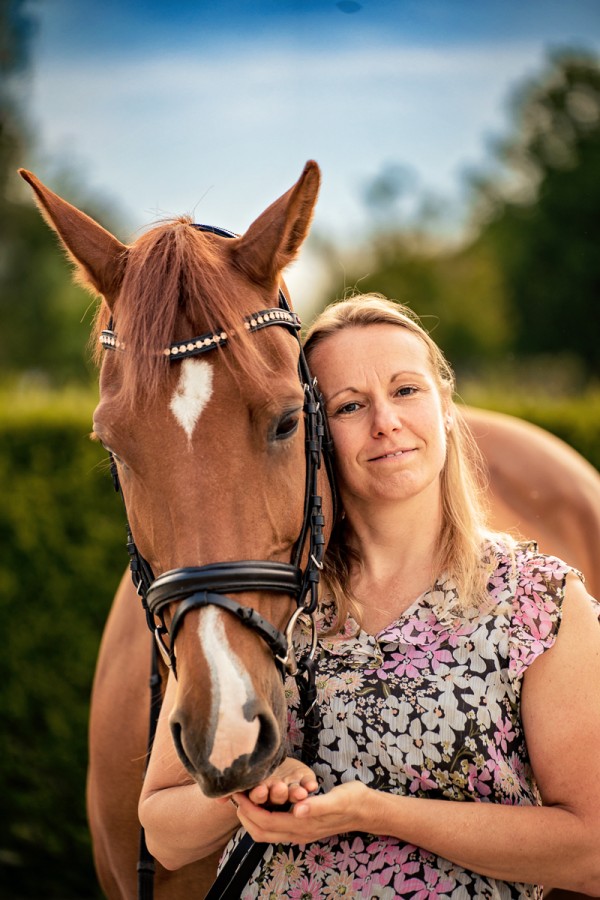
left=138, top=670, right=319, bottom=870
left=233, top=576, right=600, bottom=895
left=138, top=671, right=239, bottom=870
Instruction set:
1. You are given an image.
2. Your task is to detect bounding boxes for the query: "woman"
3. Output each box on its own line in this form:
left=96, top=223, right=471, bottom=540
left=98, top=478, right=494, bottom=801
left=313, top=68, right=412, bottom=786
left=139, top=295, right=600, bottom=898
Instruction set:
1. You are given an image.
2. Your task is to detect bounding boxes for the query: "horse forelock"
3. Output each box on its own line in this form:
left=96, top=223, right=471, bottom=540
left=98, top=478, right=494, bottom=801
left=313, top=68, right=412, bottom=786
left=93, top=218, right=287, bottom=407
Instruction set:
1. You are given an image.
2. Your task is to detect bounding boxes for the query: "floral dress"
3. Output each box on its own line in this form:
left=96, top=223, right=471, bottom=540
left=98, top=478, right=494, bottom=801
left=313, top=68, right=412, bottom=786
left=220, top=542, right=599, bottom=899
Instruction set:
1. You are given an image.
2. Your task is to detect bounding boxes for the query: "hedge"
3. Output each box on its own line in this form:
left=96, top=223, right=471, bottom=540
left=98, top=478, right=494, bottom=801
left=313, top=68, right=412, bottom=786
left=1, top=390, right=123, bottom=899
left=459, top=387, right=600, bottom=473
left=1, top=387, right=598, bottom=898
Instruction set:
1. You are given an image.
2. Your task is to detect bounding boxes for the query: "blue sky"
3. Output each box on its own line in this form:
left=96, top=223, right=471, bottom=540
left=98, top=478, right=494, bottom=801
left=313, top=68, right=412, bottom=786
left=19, top=0, right=600, bottom=313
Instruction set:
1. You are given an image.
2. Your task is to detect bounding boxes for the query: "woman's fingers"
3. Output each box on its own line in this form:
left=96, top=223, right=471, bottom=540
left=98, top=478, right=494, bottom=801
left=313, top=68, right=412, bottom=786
left=246, top=761, right=318, bottom=806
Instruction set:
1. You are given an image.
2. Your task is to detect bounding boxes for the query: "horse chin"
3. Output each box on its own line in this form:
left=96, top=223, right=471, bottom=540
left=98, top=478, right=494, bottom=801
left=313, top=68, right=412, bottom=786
left=190, top=743, right=287, bottom=799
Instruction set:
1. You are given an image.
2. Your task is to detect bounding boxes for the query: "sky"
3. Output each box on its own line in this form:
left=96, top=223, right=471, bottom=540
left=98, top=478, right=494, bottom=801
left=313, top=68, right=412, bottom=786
left=17, top=0, right=600, bottom=314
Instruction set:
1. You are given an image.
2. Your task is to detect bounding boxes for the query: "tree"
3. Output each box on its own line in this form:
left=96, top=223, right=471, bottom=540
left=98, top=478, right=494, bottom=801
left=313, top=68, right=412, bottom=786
left=0, top=0, right=125, bottom=386
left=317, top=49, right=600, bottom=383
left=472, top=49, right=600, bottom=378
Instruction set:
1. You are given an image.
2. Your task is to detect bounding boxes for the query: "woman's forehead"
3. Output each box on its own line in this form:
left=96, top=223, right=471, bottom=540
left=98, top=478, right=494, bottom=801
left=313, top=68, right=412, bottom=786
left=311, top=323, right=431, bottom=378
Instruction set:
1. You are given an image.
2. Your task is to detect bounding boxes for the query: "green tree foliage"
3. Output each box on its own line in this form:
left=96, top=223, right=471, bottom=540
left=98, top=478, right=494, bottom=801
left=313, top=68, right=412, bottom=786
left=325, top=228, right=512, bottom=368
left=472, top=49, right=600, bottom=377
left=0, top=0, right=126, bottom=387
left=319, top=49, right=600, bottom=383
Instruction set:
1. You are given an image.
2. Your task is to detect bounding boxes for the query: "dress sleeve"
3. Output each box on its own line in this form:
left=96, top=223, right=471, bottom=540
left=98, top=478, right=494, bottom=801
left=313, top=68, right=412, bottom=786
left=507, top=550, right=590, bottom=688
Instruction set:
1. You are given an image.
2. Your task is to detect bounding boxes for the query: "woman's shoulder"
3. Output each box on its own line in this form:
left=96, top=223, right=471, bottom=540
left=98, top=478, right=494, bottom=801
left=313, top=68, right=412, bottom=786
left=485, top=535, right=584, bottom=596
left=482, top=536, right=596, bottom=682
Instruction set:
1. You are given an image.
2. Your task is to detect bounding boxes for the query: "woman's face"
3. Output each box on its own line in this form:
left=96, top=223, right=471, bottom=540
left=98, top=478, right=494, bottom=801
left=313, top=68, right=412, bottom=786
left=309, top=324, right=450, bottom=511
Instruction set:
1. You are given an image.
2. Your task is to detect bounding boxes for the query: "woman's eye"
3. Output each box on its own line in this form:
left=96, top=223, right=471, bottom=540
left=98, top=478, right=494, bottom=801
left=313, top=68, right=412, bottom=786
left=335, top=401, right=362, bottom=415
left=274, top=412, right=300, bottom=440
left=396, top=386, right=417, bottom=397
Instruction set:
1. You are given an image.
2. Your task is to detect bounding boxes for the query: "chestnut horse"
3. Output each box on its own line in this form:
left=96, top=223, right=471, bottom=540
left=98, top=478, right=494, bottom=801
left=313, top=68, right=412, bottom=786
left=21, top=166, right=599, bottom=900
left=20, top=162, right=333, bottom=899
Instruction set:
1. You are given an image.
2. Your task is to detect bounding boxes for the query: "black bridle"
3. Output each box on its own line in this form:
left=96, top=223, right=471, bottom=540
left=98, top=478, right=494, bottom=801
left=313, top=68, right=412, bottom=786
left=100, top=223, right=336, bottom=900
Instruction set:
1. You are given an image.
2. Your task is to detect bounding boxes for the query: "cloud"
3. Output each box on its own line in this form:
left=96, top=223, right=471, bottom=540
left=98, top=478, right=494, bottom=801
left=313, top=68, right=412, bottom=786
left=27, top=38, right=551, bottom=230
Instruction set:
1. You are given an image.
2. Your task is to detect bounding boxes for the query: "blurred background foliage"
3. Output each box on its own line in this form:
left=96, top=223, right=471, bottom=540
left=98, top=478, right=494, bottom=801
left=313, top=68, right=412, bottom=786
left=315, top=47, right=600, bottom=398
left=1, top=0, right=599, bottom=896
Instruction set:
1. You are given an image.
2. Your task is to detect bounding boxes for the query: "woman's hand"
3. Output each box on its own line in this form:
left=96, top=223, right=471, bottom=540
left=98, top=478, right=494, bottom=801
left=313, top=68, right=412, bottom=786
left=215, top=756, right=319, bottom=810
left=247, top=756, right=319, bottom=808
left=231, top=780, right=371, bottom=845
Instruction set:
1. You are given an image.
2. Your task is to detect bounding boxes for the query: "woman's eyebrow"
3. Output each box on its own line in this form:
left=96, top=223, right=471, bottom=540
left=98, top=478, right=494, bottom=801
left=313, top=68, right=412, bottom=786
left=327, top=370, right=425, bottom=401
left=326, top=386, right=361, bottom=402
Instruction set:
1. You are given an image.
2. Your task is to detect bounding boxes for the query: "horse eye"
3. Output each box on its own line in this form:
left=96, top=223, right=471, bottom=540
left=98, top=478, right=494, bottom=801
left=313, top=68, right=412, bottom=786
left=274, top=411, right=300, bottom=441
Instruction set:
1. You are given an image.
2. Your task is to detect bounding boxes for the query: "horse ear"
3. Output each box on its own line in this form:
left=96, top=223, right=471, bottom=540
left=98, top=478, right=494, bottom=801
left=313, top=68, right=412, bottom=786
left=232, top=160, right=321, bottom=285
left=18, top=169, right=127, bottom=309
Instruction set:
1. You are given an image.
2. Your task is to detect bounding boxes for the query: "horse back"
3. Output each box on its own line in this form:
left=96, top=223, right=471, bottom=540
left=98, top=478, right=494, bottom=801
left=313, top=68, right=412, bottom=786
left=464, top=406, right=600, bottom=600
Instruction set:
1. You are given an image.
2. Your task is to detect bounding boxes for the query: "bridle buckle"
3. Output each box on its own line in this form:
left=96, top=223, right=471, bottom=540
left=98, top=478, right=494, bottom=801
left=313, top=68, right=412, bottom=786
left=276, top=608, right=318, bottom=676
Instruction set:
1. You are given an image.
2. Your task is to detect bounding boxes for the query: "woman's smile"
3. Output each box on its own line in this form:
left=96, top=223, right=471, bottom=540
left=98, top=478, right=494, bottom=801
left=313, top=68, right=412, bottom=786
left=368, top=447, right=416, bottom=462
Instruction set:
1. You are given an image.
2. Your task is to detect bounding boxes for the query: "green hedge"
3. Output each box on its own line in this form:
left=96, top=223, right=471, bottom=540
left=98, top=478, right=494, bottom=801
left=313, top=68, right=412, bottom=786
left=0, top=391, right=124, bottom=899
left=1, top=387, right=598, bottom=898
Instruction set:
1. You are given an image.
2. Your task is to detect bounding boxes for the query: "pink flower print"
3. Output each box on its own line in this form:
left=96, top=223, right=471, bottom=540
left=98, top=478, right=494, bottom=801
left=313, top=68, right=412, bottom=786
left=467, top=763, right=492, bottom=797
left=323, top=870, right=359, bottom=897
left=290, top=874, right=325, bottom=899
left=488, top=572, right=508, bottom=594
left=339, top=670, right=364, bottom=691
left=316, top=674, right=342, bottom=704
left=400, top=613, right=439, bottom=642
left=424, top=644, right=454, bottom=674
left=305, top=845, right=335, bottom=876
left=336, top=837, right=364, bottom=871
left=487, top=746, right=524, bottom=802
left=255, top=880, right=285, bottom=900
left=405, top=765, right=438, bottom=794
left=287, top=710, right=303, bottom=749
left=366, top=837, right=414, bottom=870
left=507, top=750, right=535, bottom=793
left=271, top=848, right=305, bottom=885
left=378, top=649, right=430, bottom=680
left=285, top=677, right=301, bottom=709
left=494, top=716, right=516, bottom=753
left=518, top=595, right=555, bottom=640
left=395, top=863, right=454, bottom=898
left=354, top=862, right=394, bottom=889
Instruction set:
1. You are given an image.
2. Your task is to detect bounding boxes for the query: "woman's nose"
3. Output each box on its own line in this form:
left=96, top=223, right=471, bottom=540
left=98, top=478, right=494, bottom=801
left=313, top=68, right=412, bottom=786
left=371, top=400, right=402, bottom=436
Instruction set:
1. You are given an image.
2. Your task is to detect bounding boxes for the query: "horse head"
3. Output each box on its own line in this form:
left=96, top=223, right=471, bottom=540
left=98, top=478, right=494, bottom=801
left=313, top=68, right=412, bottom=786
left=20, top=163, right=333, bottom=797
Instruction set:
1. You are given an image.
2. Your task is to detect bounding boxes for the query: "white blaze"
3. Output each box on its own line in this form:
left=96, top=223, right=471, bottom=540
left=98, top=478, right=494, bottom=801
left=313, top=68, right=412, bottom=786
left=199, top=607, right=260, bottom=772
left=170, top=358, right=214, bottom=440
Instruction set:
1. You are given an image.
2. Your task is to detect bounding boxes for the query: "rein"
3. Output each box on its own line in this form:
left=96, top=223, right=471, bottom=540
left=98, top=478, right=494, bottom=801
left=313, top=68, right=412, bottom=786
left=101, top=224, right=336, bottom=900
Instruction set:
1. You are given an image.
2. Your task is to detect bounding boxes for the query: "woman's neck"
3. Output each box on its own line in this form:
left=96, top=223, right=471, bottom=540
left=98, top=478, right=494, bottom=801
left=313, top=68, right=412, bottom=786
left=342, top=488, right=443, bottom=631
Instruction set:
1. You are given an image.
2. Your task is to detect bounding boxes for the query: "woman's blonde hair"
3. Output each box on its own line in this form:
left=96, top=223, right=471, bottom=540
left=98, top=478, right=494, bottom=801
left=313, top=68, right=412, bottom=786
left=304, top=293, right=501, bottom=627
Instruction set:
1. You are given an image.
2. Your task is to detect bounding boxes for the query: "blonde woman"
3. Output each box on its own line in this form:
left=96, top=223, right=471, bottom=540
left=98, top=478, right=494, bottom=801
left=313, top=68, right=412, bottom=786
left=141, top=295, right=600, bottom=898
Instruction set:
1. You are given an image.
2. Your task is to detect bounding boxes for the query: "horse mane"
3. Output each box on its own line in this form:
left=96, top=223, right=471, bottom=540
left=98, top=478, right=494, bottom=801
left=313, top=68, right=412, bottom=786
left=93, top=217, right=279, bottom=405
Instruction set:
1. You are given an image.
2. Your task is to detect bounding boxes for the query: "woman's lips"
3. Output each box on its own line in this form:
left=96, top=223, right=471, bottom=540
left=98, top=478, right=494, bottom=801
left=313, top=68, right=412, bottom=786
left=369, top=448, right=414, bottom=461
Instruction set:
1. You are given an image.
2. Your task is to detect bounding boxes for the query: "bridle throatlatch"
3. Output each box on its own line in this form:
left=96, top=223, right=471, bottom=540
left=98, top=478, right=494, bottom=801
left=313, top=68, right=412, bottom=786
left=102, top=224, right=336, bottom=771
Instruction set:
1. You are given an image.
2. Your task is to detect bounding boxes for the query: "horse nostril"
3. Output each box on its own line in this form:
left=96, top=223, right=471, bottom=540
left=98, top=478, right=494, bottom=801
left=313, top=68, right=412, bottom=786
left=170, top=720, right=195, bottom=776
left=254, top=713, right=278, bottom=759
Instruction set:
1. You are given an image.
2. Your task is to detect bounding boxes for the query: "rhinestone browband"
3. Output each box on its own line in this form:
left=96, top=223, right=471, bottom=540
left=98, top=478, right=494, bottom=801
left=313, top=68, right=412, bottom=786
left=99, top=307, right=301, bottom=360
